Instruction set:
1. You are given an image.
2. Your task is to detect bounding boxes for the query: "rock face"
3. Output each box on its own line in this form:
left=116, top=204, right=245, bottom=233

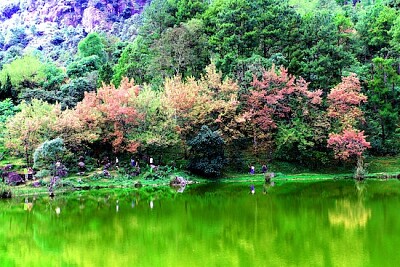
left=0, top=0, right=150, bottom=63
left=0, top=0, right=148, bottom=31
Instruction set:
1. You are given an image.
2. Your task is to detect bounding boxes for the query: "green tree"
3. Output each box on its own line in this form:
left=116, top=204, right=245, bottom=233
left=139, top=0, right=177, bottom=39
left=77, top=33, right=107, bottom=63
left=188, top=125, right=226, bottom=178
left=112, top=36, right=152, bottom=86
left=66, top=55, right=101, bottom=78
left=130, top=86, right=180, bottom=160
left=0, top=55, right=47, bottom=94
left=175, top=0, right=208, bottom=23
left=356, top=4, right=397, bottom=60
left=150, top=19, right=210, bottom=81
left=292, top=10, right=356, bottom=90
left=364, top=57, right=400, bottom=154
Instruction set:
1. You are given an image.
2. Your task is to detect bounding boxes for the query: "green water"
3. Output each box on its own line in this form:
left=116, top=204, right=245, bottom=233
left=1, top=180, right=400, bottom=267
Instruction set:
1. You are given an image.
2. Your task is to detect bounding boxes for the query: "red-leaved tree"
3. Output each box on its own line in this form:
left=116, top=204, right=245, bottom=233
left=327, top=74, right=370, bottom=179
left=243, top=65, right=323, bottom=155
left=327, top=129, right=371, bottom=160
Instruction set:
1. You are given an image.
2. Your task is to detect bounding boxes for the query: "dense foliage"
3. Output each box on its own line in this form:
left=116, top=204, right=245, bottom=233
left=1, top=0, right=400, bottom=177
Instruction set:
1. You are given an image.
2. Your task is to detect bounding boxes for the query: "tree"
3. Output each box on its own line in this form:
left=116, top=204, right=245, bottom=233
left=112, top=36, right=152, bottom=86
left=74, top=78, right=142, bottom=153
left=187, top=125, right=225, bottom=177
left=77, top=32, right=107, bottom=64
left=203, top=0, right=261, bottom=75
left=129, top=86, right=179, bottom=158
left=60, top=77, right=97, bottom=108
left=327, top=74, right=370, bottom=176
left=327, top=73, right=367, bottom=129
left=292, top=9, right=356, bottom=90
left=66, top=55, right=101, bottom=78
left=203, top=0, right=301, bottom=78
left=139, top=0, right=177, bottom=39
left=243, top=66, right=323, bottom=159
left=327, top=129, right=370, bottom=161
left=364, top=57, right=400, bottom=154
left=33, top=138, right=66, bottom=171
left=53, top=108, right=99, bottom=153
left=150, top=19, right=210, bottom=81
left=356, top=4, right=397, bottom=60
left=175, top=0, right=208, bottom=23
left=163, top=63, right=241, bottom=152
left=4, top=100, right=60, bottom=166
left=0, top=55, right=47, bottom=95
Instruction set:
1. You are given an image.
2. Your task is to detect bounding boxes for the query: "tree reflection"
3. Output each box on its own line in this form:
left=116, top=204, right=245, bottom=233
left=328, top=181, right=371, bottom=229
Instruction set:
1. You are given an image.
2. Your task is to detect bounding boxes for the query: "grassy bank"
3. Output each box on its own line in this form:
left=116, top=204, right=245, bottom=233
left=2, top=156, right=400, bottom=198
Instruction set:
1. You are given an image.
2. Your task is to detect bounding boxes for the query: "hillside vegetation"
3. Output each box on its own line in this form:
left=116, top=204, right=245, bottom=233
left=1, top=0, right=400, bottom=180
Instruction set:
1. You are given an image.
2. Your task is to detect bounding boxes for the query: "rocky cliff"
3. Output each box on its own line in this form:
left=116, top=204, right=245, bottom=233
left=0, top=0, right=150, bottom=63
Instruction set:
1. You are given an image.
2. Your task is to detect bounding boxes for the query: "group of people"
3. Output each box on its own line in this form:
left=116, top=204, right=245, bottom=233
left=249, top=163, right=274, bottom=194
left=249, top=164, right=268, bottom=175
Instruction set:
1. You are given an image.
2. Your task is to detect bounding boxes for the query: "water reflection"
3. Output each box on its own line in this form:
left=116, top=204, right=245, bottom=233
left=328, top=182, right=372, bottom=229
left=2, top=181, right=400, bottom=267
left=23, top=198, right=34, bottom=212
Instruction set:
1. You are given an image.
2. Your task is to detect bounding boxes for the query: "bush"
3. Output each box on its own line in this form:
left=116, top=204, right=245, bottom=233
left=187, top=125, right=226, bottom=178
left=33, top=138, right=66, bottom=171
left=34, top=169, right=51, bottom=179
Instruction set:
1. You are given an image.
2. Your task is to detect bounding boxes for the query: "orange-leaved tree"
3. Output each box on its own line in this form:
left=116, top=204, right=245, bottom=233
left=73, top=77, right=142, bottom=153
left=163, top=63, right=241, bottom=156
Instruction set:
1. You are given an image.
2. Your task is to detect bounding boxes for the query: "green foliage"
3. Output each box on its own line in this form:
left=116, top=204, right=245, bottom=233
left=0, top=99, right=17, bottom=124
left=149, top=19, right=210, bottom=82
left=142, top=165, right=175, bottom=180
left=60, top=77, right=96, bottom=108
left=34, top=169, right=51, bottom=179
left=0, top=55, right=47, bottom=93
left=77, top=33, right=107, bottom=63
left=41, top=62, right=66, bottom=91
left=4, top=99, right=59, bottom=166
left=130, top=85, right=179, bottom=154
left=112, top=36, right=151, bottom=86
left=139, top=0, right=177, bottom=39
left=292, top=10, right=356, bottom=90
left=188, top=125, right=226, bottom=178
left=66, top=55, right=101, bottom=78
left=364, top=57, right=400, bottom=154
left=175, top=0, right=208, bottom=23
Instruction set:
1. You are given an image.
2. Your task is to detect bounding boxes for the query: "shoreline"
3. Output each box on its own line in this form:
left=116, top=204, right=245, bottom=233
left=3, top=172, right=400, bottom=199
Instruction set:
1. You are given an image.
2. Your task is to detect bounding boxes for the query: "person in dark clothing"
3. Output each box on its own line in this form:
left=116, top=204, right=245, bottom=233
left=261, top=164, right=268, bottom=174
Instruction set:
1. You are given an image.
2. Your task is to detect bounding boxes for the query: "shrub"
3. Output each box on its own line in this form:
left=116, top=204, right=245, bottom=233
left=187, top=125, right=226, bottom=178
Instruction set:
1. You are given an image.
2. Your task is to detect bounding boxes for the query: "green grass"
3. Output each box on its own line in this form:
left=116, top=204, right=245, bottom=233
left=365, top=156, right=400, bottom=173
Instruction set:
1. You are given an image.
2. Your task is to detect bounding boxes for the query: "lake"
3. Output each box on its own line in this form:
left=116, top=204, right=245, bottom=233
left=1, top=179, right=400, bottom=267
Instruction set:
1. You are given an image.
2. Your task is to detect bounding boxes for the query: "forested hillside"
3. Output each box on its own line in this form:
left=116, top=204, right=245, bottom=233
left=0, top=0, right=400, bottom=177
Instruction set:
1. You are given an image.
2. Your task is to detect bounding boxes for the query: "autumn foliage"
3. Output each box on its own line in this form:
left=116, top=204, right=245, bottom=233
left=74, top=77, right=142, bottom=153
left=327, top=74, right=367, bottom=128
left=327, top=74, right=370, bottom=162
left=164, top=63, right=241, bottom=143
left=242, top=66, right=324, bottom=154
left=327, top=129, right=371, bottom=160
left=246, top=66, right=322, bottom=131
